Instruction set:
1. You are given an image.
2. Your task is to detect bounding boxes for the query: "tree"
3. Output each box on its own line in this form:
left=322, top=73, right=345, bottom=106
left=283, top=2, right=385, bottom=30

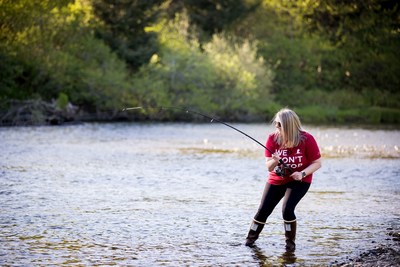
left=166, top=0, right=261, bottom=39
left=300, top=0, right=399, bottom=45
left=0, top=0, right=73, bottom=101
left=0, top=0, right=134, bottom=112
left=132, top=14, right=274, bottom=120
left=91, top=0, right=162, bottom=70
left=0, top=0, right=72, bottom=41
left=299, top=0, right=400, bottom=92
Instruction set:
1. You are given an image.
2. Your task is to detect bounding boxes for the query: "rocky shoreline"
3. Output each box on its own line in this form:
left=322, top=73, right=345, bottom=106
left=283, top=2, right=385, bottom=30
left=0, top=99, right=130, bottom=126
left=332, top=228, right=400, bottom=267
left=0, top=101, right=262, bottom=127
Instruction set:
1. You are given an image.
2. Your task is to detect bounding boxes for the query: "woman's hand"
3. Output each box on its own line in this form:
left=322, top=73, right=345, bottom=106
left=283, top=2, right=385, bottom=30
left=271, top=153, right=281, bottom=163
left=266, top=153, right=281, bottom=172
left=290, top=158, right=322, bottom=181
left=290, top=172, right=303, bottom=181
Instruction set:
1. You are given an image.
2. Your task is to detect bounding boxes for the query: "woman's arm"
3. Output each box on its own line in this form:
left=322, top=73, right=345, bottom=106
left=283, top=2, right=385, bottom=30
left=290, top=158, right=322, bottom=181
left=265, top=153, right=281, bottom=172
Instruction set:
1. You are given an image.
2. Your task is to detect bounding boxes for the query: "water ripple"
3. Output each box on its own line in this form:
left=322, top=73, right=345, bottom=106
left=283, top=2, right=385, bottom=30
left=0, top=123, right=399, bottom=266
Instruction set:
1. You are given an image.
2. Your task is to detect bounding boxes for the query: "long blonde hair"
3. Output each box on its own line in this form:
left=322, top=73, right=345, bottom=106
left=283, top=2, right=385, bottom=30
left=273, top=108, right=304, bottom=148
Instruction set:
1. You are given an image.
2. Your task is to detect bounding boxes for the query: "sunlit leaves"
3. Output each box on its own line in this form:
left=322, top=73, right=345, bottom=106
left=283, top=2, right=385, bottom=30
left=132, top=13, right=274, bottom=118
left=0, top=0, right=73, bottom=42
left=0, top=0, right=133, bottom=111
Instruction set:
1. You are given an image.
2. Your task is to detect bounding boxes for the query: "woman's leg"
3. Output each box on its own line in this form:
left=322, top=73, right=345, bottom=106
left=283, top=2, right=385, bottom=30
left=246, top=183, right=286, bottom=246
left=254, top=183, right=287, bottom=222
left=281, top=181, right=311, bottom=251
left=281, top=182, right=310, bottom=221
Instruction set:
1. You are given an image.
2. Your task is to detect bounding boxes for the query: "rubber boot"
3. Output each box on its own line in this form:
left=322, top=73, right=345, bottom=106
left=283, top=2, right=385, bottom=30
left=284, top=220, right=297, bottom=251
left=245, top=219, right=265, bottom=247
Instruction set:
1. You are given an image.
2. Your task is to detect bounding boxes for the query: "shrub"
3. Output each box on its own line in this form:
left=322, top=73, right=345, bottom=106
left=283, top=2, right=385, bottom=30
left=132, top=13, right=274, bottom=120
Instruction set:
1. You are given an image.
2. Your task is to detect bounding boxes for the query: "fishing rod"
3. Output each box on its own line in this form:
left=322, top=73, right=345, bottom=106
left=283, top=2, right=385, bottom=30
left=123, top=106, right=293, bottom=173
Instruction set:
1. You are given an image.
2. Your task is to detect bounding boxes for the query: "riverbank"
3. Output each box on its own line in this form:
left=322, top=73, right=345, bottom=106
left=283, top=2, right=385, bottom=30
left=333, top=228, right=400, bottom=267
left=1, top=99, right=400, bottom=126
left=0, top=99, right=126, bottom=126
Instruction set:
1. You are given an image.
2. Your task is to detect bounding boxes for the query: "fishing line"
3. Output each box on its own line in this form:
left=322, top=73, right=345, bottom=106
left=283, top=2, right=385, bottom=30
left=123, top=106, right=293, bottom=173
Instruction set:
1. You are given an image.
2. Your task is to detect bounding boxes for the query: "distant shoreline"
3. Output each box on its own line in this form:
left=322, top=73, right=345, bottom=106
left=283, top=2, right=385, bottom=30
left=1, top=99, right=400, bottom=127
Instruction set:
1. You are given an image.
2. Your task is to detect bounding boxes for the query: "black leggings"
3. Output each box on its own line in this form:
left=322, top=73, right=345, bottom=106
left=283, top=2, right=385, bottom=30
left=253, top=181, right=310, bottom=223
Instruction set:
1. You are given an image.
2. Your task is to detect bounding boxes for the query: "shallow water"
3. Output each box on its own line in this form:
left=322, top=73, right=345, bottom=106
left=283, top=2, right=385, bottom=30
left=1, top=123, right=399, bottom=266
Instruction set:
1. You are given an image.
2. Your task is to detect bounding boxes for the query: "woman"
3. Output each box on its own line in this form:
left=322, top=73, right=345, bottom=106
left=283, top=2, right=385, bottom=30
left=245, top=108, right=322, bottom=251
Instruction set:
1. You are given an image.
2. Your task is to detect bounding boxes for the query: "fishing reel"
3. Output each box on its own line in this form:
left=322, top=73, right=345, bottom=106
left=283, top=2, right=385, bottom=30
left=274, top=165, right=289, bottom=177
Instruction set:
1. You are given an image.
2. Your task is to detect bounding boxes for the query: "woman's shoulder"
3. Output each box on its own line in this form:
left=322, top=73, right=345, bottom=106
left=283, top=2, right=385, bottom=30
left=266, top=132, right=278, bottom=146
left=301, top=130, right=314, bottom=137
left=301, top=130, right=316, bottom=141
left=300, top=131, right=318, bottom=145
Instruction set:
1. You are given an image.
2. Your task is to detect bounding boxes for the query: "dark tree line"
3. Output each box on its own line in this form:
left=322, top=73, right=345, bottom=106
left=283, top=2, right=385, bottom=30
left=0, top=0, right=399, bottom=125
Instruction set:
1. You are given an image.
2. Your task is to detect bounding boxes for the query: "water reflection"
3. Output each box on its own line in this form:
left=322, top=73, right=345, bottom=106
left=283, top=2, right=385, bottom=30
left=251, top=245, right=270, bottom=266
left=251, top=245, right=298, bottom=267
left=279, top=251, right=297, bottom=265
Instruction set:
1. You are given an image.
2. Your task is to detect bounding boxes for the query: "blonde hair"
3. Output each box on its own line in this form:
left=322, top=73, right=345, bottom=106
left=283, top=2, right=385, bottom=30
left=273, top=108, right=304, bottom=148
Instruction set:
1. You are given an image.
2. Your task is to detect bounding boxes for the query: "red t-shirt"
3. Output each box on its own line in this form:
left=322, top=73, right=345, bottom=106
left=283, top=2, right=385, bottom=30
left=265, top=131, right=321, bottom=185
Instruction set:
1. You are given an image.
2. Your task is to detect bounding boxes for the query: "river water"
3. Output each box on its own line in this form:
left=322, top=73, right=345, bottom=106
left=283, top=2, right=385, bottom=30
left=1, top=123, right=399, bottom=266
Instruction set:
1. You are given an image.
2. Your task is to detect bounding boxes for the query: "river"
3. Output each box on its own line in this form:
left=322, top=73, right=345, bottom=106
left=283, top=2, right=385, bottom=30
left=1, top=123, right=399, bottom=266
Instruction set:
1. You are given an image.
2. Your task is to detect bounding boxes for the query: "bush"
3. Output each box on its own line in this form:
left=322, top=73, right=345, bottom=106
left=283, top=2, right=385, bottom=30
left=1, top=1, right=134, bottom=112
left=368, top=107, right=400, bottom=124
left=295, top=106, right=400, bottom=125
left=132, top=13, right=274, bottom=120
left=56, top=93, right=69, bottom=109
left=296, top=106, right=335, bottom=124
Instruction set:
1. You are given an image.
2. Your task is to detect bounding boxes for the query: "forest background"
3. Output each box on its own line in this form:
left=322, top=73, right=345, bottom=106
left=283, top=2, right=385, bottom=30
left=1, top=0, right=399, bottom=125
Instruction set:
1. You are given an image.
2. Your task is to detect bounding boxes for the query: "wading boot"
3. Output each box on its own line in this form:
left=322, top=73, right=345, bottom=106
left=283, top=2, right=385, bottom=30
left=284, top=220, right=297, bottom=251
left=245, top=219, right=265, bottom=247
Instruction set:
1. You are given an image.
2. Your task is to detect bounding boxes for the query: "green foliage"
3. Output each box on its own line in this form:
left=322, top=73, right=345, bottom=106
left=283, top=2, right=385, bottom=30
left=365, top=107, right=400, bottom=124
left=378, top=108, right=400, bottom=124
left=91, top=0, right=161, bottom=70
left=56, top=93, right=69, bottom=109
left=300, top=0, right=399, bottom=46
left=232, top=2, right=346, bottom=96
left=167, top=0, right=260, bottom=38
left=0, top=0, right=134, bottom=112
left=132, top=13, right=274, bottom=120
left=0, top=49, right=23, bottom=101
left=0, top=0, right=73, bottom=41
left=296, top=106, right=335, bottom=124
left=295, top=0, right=400, bottom=93
left=296, top=106, right=400, bottom=125
left=1, top=0, right=399, bottom=124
